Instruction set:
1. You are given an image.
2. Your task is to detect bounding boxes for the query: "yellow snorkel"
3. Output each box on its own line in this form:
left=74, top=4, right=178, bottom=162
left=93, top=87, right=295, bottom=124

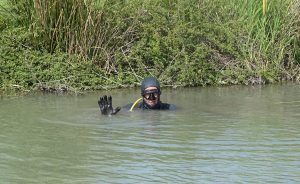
left=129, top=97, right=143, bottom=112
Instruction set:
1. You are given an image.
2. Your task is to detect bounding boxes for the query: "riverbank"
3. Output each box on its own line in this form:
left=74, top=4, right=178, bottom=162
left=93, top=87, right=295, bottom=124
left=1, top=0, right=299, bottom=95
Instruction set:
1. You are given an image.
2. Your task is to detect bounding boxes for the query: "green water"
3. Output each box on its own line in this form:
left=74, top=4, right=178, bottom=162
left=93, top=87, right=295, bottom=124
left=1, top=84, right=300, bottom=183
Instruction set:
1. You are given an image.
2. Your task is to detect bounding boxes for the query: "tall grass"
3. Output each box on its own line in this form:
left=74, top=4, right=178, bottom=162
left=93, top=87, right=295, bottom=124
left=235, top=0, right=300, bottom=81
left=8, top=0, right=142, bottom=72
left=2, top=0, right=300, bottom=88
left=199, top=0, right=300, bottom=83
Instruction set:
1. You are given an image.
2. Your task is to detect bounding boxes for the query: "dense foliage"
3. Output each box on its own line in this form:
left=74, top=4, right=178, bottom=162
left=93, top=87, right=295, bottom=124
left=0, top=0, right=299, bottom=94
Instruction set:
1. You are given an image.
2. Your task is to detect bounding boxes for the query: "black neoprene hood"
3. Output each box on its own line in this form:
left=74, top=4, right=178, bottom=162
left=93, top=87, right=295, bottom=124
left=141, top=76, right=161, bottom=95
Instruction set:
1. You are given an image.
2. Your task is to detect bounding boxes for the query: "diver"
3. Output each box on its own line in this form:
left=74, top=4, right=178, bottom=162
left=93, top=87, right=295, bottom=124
left=98, top=76, right=176, bottom=115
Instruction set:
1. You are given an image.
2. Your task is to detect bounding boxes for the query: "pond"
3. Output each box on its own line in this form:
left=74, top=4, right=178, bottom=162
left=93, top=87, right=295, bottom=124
left=1, top=84, right=300, bottom=183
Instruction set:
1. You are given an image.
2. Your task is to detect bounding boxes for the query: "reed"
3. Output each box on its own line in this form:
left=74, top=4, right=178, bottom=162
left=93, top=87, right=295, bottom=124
left=263, top=0, right=267, bottom=16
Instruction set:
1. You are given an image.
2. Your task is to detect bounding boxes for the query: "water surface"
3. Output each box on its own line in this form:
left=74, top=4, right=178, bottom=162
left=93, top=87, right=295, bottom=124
left=1, top=84, right=300, bottom=183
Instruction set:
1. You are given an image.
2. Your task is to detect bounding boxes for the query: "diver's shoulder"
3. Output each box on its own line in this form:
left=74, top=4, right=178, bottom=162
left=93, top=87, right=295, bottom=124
left=123, top=103, right=133, bottom=110
left=123, top=102, right=143, bottom=110
left=160, top=102, right=176, bottom=110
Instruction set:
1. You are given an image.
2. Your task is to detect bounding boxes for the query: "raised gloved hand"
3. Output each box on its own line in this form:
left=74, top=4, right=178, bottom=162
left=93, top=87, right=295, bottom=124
left=98, top=95, right=121, bottom=115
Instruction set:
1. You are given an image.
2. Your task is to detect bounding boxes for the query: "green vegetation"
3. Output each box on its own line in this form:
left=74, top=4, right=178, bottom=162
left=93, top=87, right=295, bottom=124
left=0, top=0, right=299, bottom=94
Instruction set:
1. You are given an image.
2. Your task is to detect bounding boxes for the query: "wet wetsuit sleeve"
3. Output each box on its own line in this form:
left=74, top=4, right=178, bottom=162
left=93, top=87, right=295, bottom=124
left=168, top=104, right=176, bottom=110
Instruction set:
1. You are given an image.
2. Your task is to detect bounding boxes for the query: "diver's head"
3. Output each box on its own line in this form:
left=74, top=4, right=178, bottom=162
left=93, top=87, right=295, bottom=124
left=141, top=76, right=161, bottom=108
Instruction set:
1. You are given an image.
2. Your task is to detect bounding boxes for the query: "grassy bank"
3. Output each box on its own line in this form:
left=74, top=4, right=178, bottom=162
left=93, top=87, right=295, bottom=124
left=0, top=0, right=299, bottom=94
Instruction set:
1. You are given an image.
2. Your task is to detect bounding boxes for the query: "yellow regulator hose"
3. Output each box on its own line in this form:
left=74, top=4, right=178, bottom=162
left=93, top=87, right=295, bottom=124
left=129, top=98, right=143, bottom=112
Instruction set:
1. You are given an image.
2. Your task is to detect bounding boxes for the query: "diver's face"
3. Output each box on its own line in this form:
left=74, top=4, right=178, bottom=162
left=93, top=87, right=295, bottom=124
left=143, top=86, right=160, bottom=107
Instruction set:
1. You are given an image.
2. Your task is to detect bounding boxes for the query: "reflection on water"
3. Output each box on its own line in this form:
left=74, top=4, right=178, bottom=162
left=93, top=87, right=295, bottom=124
left=1, top=84, right=300, bottom=183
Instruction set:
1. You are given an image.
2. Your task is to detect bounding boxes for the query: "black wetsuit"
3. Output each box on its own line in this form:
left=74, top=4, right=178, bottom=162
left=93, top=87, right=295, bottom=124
left=124, top=100, right=176, bottom=110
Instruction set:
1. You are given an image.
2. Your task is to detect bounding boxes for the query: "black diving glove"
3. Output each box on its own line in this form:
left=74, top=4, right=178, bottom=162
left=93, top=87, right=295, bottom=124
left=98, top=95, right=121, bottom=115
